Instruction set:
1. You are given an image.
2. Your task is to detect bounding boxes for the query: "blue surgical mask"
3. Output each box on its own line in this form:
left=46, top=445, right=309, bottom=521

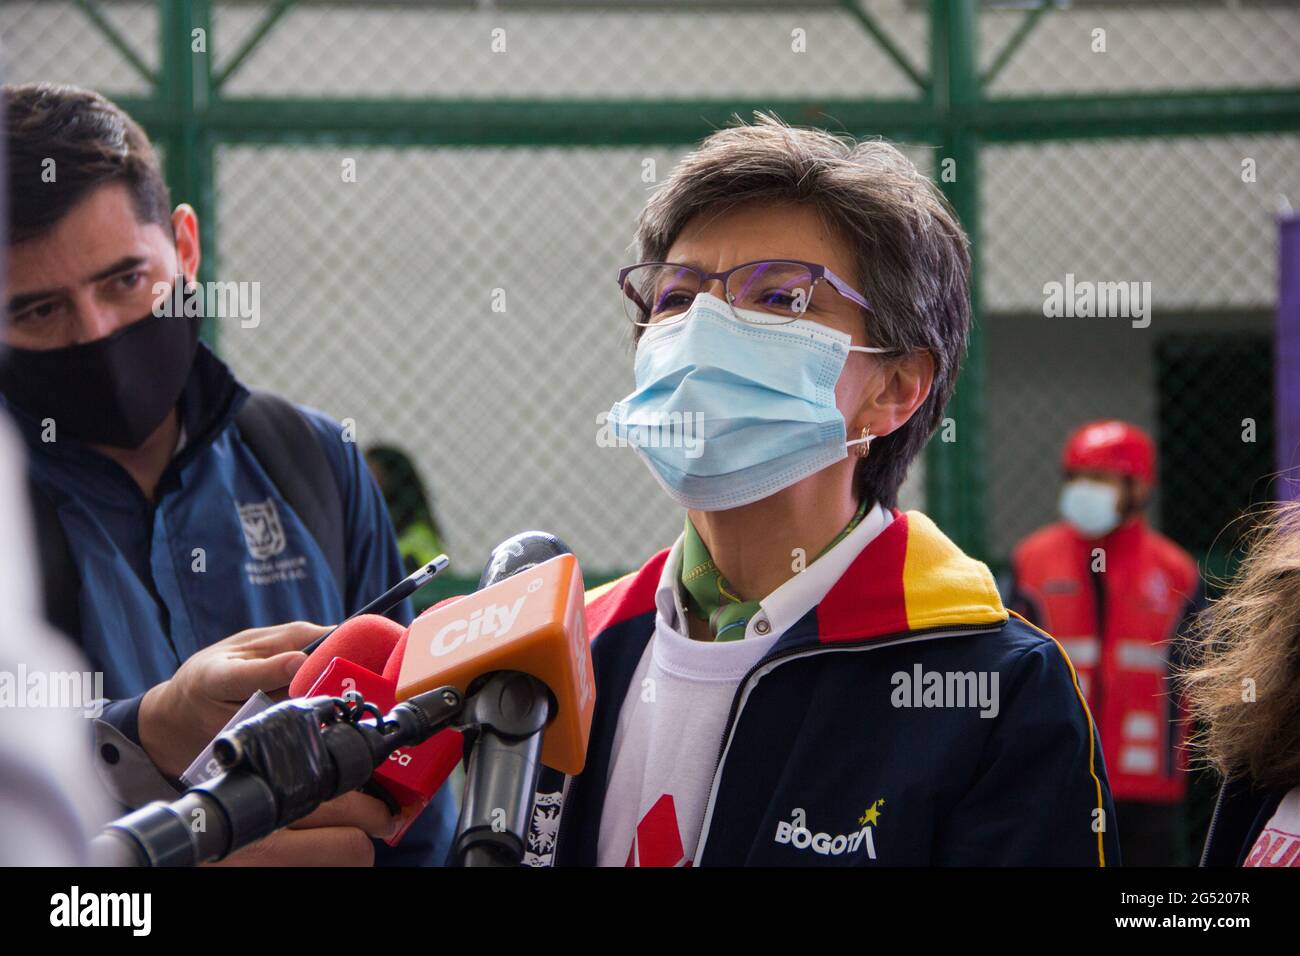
left=606, top=293, right=886, bottom=511
left=1059, top=478, right=1122, bottom=538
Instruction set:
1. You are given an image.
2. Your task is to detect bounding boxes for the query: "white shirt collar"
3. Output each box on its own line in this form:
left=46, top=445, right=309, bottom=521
left=655, top=502, right=893, bottom=643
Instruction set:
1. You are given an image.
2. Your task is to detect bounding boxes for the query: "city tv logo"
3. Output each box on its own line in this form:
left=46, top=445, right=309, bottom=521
left=400, top=554, right=594, bottom=775
left=422, top=574, right=593, bottom=712
left=427, top=591, right=530, bottom=657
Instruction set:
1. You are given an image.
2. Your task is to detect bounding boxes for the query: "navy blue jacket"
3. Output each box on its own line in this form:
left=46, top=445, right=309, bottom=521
left=524, top=510, right=1120, bottom=866
left=5, top=344, right=455, bottom=865
left=1200, top=777, right=1287, bottom=866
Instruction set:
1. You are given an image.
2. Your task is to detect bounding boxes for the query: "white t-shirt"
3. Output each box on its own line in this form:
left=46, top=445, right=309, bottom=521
left=1243, top=787, right=1300, bottom=867
left=596, top=503, right=892, bottom=867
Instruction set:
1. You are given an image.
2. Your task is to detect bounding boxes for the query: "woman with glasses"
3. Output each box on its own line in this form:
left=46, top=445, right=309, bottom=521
left=525, top=115, right=1119, bottom=867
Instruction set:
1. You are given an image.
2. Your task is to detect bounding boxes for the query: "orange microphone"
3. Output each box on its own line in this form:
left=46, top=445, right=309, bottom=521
left=392, top=551, right=593, bottom=775
left=389, top=531, right=594, bottom=865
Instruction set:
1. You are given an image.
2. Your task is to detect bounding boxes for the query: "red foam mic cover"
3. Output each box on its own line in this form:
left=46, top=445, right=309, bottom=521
left=381, top=633, right=407, bottom=685
left=290, top=614, right=404, bottom=697
left=381, top=596, right=465, bottom=684
left=304, top=657, right=463, bottom=846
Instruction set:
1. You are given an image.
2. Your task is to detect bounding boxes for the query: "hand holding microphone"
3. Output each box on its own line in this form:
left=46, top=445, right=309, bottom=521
left=279, top=531, right=595, bottom=862
left=135, top=619, right=418, bottom=866
left=138, top=620, right=329, bottom=778
left=93, top=533, right=592, bottom=867
left=289, top=615, right=464, bottom=846
left=147, top=613, right=461, bottom=865
left=212, top=615, right=438, bottom=866
left=210, top=791, right=395, bottom=867
left=138, top=554, right=449, bottom=781
left=91, top=665, right=463, bottom=866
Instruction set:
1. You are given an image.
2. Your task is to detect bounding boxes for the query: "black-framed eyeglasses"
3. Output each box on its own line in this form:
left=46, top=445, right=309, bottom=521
left=616, top=259, right=873, bottom=328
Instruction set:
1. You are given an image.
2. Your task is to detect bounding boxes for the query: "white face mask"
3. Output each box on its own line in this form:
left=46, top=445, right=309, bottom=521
left=605, top=294, right=886, bottom=511
left=1059, top=479, right=1122, bottom=539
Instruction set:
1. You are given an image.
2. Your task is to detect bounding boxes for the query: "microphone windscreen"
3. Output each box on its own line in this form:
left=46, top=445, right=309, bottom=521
left=381, top=631, right=408, bottom=686
left=479, top=530, right=572, bottom=589
left=289, top=614, right=405, bottom=697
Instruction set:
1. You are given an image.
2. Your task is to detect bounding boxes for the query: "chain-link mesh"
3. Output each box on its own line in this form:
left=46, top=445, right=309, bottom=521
left=980, top=2, right=1300, bottom=96
left=215, top=144, right=686, bottom=574
left=212, top=1, right=930, bottom=100
left=1156, top=331, right=1273, bottom=580
left=981, top=134, right=1294, bottom=563
left=983, top=136, right=1298, bottom=313
left=0, top=0, right=1294, bottom=579
left=0, top=1, right=158, bottom=95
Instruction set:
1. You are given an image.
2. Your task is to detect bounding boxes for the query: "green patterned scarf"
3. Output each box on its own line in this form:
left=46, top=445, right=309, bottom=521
left=680, top=498, right=870, bottom=642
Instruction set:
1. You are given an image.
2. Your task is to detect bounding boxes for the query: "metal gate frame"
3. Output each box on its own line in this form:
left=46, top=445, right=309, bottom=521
left=73, top=0, right=1300, bottom=562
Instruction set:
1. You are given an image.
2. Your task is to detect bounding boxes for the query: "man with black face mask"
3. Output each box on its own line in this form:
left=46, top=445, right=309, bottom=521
left=1, top=83, right=457, bottom=866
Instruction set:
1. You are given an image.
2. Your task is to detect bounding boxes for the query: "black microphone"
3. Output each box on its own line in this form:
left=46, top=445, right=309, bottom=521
left=478, top=531, right=572, bottom=589
left=456, top=530, right=573, bottom=867
left=89, top=687, right=463, bottom=866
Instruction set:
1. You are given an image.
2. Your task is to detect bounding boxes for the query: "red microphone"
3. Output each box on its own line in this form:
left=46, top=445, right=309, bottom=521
left=291, top=615, right=463, bottom=846
left=183, top=617, right=408, bottom=789
left=288, top=614, right=401, bottom=697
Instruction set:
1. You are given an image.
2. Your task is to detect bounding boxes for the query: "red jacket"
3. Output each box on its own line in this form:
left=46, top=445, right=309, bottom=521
left=1009, top=518, right=1200, bottom=804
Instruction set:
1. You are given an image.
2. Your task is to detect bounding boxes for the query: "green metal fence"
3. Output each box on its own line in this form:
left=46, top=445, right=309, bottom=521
left=3, top=0, right=1297, bottom=598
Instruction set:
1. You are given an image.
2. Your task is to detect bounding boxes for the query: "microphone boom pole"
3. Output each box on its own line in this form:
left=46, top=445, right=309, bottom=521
left=454, top=671, right=552, bottom=866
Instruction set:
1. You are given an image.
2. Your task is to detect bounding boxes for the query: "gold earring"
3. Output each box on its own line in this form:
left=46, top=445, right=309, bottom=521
left=856, top=425, right=871, bottom=459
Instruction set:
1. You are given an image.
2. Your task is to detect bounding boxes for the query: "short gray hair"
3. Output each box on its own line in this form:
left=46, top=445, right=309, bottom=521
left=633, top=113, right=971, bottom=509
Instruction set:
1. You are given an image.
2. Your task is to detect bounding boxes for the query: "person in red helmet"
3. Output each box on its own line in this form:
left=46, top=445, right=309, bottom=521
left=1006, top=420, right=1203, bottom=866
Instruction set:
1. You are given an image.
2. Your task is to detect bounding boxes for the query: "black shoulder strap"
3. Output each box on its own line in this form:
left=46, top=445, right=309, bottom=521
left=236, top=390, right=348, bottom=602
left=28, top=478, right=83, bottom=642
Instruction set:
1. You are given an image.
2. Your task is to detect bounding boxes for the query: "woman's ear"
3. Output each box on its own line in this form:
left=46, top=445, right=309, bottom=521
left=853, top=350, right=934, bottom=438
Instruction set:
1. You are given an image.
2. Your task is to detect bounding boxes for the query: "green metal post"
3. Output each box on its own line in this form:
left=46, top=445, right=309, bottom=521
left=927, top=0, right=987, bottom=560
left=159, top=0, right=217, bottom=345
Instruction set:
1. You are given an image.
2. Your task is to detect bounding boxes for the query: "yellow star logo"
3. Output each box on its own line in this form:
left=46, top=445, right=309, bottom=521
left=858, top=798, right=885, bottom=827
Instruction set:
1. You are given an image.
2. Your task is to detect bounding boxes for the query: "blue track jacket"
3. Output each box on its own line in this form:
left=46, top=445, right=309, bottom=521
left=524, top=510, right=1120, bottom=866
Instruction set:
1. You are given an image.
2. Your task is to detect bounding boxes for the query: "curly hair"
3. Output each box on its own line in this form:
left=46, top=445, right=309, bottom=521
left=1183, top=501, right=1300, bottom=788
